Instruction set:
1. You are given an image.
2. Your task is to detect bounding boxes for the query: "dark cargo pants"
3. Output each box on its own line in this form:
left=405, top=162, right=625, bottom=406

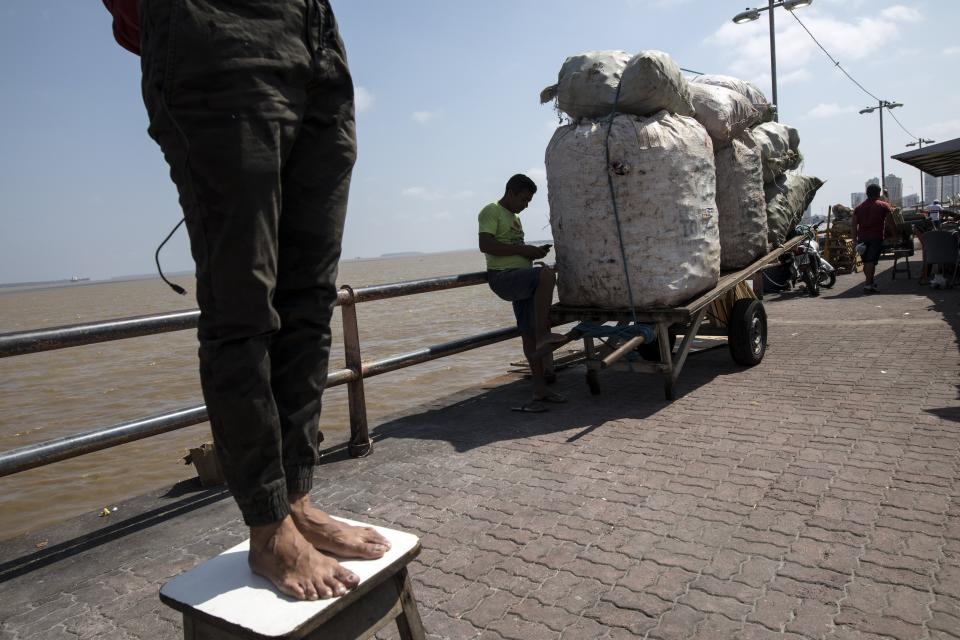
left=139, top=0, right=355, bottom=526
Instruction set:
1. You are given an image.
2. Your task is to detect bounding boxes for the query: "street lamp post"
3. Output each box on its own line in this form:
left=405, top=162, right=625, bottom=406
left=732, top=0, right=813, bottom=122
left=906, top=138, right=935, bottom=204
left=858, top=100, right=903, bottom=192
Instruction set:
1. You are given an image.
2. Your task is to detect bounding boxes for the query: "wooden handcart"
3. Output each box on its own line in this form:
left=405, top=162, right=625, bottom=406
left=549, top=237, right=803, bottom=400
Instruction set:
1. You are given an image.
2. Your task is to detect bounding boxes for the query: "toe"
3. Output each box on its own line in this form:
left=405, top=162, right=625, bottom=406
left=279, top=579, right=306, bottom=601
left=337, top=567, right=360, bottom=588
left=313, top=578, right=333, bottom=599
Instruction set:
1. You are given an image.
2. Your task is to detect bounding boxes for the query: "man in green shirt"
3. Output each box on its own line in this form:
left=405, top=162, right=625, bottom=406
left=479, top=174, right=566, bottom=411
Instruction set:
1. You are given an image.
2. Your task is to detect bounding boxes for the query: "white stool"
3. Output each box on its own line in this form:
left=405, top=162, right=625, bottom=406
left=160, top=518, right=425, bottom=639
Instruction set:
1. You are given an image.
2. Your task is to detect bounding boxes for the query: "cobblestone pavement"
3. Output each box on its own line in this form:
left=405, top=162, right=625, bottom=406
left=2, top=261, right=959, bottom=639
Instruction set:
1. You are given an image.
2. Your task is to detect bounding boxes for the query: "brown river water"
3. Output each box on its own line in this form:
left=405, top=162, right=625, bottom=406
left=0, top=250, right=540, bottom=541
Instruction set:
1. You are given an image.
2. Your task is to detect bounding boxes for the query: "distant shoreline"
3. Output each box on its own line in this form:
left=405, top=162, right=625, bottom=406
left=0, top=246, right=525, bottom=293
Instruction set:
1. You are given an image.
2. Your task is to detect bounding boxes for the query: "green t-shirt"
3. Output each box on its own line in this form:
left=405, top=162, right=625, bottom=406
left=478, top=202, right=532, bottom=270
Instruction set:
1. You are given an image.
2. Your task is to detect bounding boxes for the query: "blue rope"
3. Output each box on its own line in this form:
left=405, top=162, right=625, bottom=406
left=574, top=321, right=655, bottom=344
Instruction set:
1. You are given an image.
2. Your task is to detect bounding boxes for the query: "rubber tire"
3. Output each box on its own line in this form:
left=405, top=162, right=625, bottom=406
left=819, top=270, right=837, bottom=289
left=803, top=268, right=820, bottom=297
left=729, top=299, right=767, bottom=366
left=638, top=327, right=678, bottom=362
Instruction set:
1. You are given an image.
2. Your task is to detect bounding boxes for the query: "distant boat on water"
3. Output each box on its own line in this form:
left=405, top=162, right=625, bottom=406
left=70, top=276, right=90, bottom=283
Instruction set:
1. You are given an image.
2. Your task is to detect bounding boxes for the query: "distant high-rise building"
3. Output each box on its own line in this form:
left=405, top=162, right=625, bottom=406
left=923, top=175, right=960, bottom=202
left=943, top=175, right=960, bottom=200
left=902, top=193, right=919, bottom=208
left=851, top=192, right=866, bottom=208
left=924, top=173, right=939, bottom=203
left=884, top=174, right=903, bottom=206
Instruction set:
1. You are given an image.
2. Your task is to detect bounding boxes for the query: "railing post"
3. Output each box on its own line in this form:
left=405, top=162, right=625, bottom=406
left=339, top=286, right=372, bottom=458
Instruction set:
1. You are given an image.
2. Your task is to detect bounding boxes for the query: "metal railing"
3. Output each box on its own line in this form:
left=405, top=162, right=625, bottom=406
left=0, top=270, right=521, bottom=477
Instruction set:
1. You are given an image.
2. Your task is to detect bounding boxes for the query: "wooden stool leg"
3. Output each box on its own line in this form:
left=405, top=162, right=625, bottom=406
left=394, top=568, right=426, bottom=640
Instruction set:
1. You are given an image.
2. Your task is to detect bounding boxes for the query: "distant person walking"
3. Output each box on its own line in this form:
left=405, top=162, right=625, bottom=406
left=479, top=174, right=566, bottom=412
left=102, top=0, right=389, bottom=601
left=852, top=183, right=898, bottom=293
left=928, top=199, right=943, bottom=229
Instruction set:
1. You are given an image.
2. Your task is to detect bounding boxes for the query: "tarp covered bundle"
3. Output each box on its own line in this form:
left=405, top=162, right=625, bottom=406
left=752, top=122, right=803, bottom=183
left=689, top=74, right=774, bottom=122
left=765, top=174, right=824, bottom=246
left=688, top=83, right=762, bottom=148
left=545, top=112, right=719, bottom=308
left=540, top=50, right=695, bottom=120
left=715, top=132, right=768, bottom=270
left=541, top=50, right=822, bottom=309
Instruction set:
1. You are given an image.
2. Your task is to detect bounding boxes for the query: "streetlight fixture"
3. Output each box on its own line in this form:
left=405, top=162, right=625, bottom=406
left=858, top=100, right=903, bottom=192
left=731, top=0, right=814, bottom=122
left=906, top=138, right=935, bottom=204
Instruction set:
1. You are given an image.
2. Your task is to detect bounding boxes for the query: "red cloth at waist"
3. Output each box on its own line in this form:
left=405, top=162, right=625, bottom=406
left=102, top=0, right=140, bottom=55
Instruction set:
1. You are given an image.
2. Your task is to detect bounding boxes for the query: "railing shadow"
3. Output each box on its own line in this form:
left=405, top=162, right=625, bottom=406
left=0, top=481, right=231, bottom=583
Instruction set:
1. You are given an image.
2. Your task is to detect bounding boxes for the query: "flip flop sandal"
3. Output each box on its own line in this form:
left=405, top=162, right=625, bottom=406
left=511, top=402, right=549, bottom=413
left=533, top=392, right=567, bottom=404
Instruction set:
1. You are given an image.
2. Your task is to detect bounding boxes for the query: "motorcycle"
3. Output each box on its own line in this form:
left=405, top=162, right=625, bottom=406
left=774, top=223, right=836, bottom=296
left=802, top=222, right=837, bottom=290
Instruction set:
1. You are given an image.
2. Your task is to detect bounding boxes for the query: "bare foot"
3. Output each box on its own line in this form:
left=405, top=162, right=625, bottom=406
left=249, top=516, right=359, bottom=601
left=289, top=494, right=390, bottom=560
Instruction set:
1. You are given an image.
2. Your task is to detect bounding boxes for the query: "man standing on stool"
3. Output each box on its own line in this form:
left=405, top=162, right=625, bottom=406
left=852, top=183, right=898, bottom=294
left=103, top=0, right=389, bottom=601
left=479, top=174, right=566, bottom=412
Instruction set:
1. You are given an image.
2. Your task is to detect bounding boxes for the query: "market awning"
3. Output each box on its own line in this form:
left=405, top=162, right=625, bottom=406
left=892, top=137, right=960, bottom=177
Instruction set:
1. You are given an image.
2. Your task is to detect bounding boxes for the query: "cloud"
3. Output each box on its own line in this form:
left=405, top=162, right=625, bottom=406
left=924, top=119, right=960, bottom=139
left=879, top=5, right=922, bottom=23
left=451, top=190, right=476, bottom=200
left=707, top=5, right=925, bottom=91
left=432, top=211, right=452, bottom=221
left=412, top=109, right=442, bottom=124
left=525, top=167, right=547, bottom=183
left=944, top=46, right=960, bottom=56
left=401, top=186, right=443, bottom=200
left=806, top=102, right=858, bottom=118
left=354, top=86, right=374, bottom=113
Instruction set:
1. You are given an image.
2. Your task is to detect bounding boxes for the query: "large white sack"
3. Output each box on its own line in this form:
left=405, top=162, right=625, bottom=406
left=716, top=132, right=768, bottom=270
left=541, top=50, right=695, bottom=119
left=688, top=83, right=762, bottom=147
left=546, top=111, right=719, bottom=309
left=752, top=121, right=802, bottom=183
left=539, top=50, right=631, bottom=119
left=690, top=74, right=774, bottom=122
left=618, top=50, right=695, bottom=117
left=765, top=174, right=824, bottom=246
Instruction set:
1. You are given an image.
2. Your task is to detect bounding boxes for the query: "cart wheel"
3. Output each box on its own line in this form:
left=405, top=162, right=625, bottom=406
left=586, top=369, right=601, bottom=395
left=729, top=299, right=767, bottom=366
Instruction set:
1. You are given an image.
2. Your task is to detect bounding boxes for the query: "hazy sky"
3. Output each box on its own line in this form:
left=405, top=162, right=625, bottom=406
left=1, top=0, right=957, bottom=283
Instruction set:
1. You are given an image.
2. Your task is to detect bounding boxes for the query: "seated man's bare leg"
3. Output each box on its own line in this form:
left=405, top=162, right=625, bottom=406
left=288, top=493, right=390, bottom=559
left=522, top=333, right=550, bottom=398
left=534, top=267, right=565, bottom=349
left=249, top=515, right=359, bottom=601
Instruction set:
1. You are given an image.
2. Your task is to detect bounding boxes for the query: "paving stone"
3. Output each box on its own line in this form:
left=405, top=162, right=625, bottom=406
left=2, top=265, right=959, bottom=640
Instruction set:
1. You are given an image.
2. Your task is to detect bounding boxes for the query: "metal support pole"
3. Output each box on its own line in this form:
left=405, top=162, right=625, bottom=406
left=339, top=286, right=371, bottom=458
left=918, top=139, right=925, bottom=204
left=768, top=0, right=778, bottom=121
left=879, top=101, right=886, bottom=191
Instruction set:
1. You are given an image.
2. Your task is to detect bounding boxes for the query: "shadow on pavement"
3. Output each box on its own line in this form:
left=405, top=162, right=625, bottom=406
left=0, top=482, right=230, bottom=583
left=369, top=342, right=744, bottom=453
